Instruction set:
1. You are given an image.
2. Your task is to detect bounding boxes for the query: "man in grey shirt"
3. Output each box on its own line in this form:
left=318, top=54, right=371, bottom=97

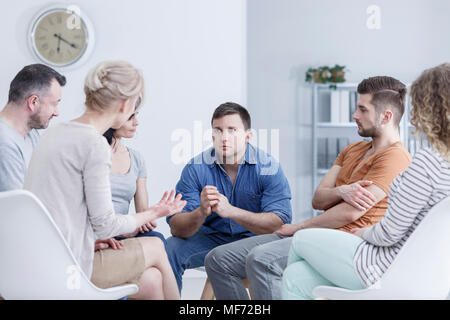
left=0, top=64, right=66, bottom=191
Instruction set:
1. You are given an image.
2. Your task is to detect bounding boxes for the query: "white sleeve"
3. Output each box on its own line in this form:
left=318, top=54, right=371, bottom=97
left=83, top=138, right=136, bottom=239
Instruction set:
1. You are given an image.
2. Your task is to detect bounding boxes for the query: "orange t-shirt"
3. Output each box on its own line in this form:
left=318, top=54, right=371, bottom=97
left=333, top=141, right=412, bottom=233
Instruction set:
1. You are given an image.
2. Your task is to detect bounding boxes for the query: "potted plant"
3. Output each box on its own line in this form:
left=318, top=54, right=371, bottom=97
left=305, top=66, right=331, bottom=84
left=329, top=64, right=346, bottom=83
left=306, top=64, right=347, bottom=89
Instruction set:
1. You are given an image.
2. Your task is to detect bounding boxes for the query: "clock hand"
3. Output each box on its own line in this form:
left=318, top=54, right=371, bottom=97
left=53, top=33, right=78, bottom=49
left=56, top=34, right=61, bottom=53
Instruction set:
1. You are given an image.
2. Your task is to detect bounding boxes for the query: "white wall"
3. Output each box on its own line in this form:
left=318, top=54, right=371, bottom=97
left=4, top=0, right=449, bottom=229
left=0, top=0, right=247, bottom=238
left=247, top=0, right=450, bottom=222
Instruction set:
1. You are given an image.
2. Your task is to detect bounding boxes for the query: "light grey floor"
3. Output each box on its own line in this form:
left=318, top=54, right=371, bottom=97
left=180, top=269, right=208, bottom=300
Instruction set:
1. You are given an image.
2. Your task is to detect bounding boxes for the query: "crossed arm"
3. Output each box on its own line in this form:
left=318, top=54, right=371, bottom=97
left=276, top=165, right=386, bottom=236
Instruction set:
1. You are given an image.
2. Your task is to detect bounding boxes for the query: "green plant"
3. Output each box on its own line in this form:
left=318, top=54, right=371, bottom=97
left=305, top=66, right=330, bottom=84
left=329, top=64, right=346, bottom=83
left=305, top=64, right=347, bottom=89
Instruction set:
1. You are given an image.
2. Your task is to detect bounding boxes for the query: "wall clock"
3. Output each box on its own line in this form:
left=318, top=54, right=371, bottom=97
left=28, top=4, right=95, bottom=68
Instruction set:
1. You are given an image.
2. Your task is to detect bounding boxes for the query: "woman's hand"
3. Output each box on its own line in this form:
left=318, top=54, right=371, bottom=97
left=139, top=220, right=157, bottom=233
left=94, top=238, right=123, bottom=251
left=150, top=190, right=187, bottom=219
left=350, top=227, right=367, bottom=238
left=133, top=190, right=187, bottom=231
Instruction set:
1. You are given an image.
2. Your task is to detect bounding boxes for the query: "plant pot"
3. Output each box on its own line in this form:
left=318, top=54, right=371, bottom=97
left=331, top=71, right=345, bottom=83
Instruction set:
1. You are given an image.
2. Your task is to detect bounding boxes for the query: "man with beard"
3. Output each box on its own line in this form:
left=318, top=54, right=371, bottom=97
left=0, top=64, right=66, bottom=191
left=204, top=76, right=412, bottom=300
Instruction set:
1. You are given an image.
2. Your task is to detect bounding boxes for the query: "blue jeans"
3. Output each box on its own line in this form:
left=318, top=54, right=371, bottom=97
left=166, top=229, right=249, bottom=291
left=116, top=230, right=167, bottom=246
left=135, top=230, right=168, bottom=249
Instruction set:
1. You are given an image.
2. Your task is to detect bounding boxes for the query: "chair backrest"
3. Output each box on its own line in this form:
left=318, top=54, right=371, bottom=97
left=373, top=196, right=450, bottom=299
left=0, top=190, right=99, bottom=299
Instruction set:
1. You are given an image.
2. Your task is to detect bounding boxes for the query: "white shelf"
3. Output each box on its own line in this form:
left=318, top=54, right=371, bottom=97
left=312, top=83, right=359, bottom=90
left=317, top=122, right=357, bottom=128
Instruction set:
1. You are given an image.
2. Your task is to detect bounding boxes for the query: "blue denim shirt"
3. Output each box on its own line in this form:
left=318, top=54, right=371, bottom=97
left=167, top=143, right=292, bottom=237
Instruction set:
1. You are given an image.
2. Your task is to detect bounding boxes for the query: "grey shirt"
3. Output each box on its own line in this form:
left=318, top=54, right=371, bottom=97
left=110, top=147, right=147, bottom=214
left=0, top=119, right=39, bottom=191
left=24, top=121, right=136, bottom=278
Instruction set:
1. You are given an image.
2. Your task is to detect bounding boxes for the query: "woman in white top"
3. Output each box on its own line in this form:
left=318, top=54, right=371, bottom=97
left=25, top=60, right=185, bottom=300
left=281, top=63, right=450, bottom=299
left=103, top=109, right=167, bottom=246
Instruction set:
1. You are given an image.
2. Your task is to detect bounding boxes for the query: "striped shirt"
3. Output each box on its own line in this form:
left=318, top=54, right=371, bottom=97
left=353, top=147, right=450, bottom=287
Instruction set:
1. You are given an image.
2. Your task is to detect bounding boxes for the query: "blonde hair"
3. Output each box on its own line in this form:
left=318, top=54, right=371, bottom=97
left=84, top=60, right=144, bottom=112
left=410, top=63, right=450, bottom=161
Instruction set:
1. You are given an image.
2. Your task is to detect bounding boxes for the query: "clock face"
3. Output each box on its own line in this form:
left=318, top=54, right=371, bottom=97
left=31, top=9, right=88, bottom=66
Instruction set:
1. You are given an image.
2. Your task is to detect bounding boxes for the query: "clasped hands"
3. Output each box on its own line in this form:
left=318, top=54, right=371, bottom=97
left=200, top=185, right=233, bottom=218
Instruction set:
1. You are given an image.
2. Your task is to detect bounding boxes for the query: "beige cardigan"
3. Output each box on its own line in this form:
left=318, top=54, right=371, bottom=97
left=24, top=121, right=136, bottom=278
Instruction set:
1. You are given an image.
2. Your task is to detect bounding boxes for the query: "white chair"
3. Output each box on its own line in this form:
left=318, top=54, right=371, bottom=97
left=0, top=190, right=138, bottom=300
left=313, top=196, right=450, bottom=300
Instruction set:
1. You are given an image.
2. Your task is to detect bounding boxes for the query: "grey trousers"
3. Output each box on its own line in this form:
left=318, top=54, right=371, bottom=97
left=204, top=234, right=292, bottom=300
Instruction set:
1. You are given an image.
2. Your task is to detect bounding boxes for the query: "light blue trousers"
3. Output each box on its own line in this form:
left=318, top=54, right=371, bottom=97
left=282, top=228, right=365, bottom=300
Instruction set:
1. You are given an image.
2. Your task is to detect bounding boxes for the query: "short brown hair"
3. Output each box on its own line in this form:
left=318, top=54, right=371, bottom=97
left=357, top=76, right=407, bottom=127
left=410, top=63, right=450, bottom=160
left=211, top=102, right=251, bottom=130
left=8, top=64, right=66, bottom=104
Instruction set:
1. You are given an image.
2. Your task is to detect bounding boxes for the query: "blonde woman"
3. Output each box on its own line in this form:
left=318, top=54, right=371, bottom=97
left=24, top=60, right=184, bottom=300
left=281, top=63, right=450, bottom=299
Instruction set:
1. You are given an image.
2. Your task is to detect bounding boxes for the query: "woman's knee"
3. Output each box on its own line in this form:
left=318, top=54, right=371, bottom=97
left=136, top=267, right=164, bottom=299
left=291, top=229, right=323, bottom=258
left=139, top=236, right=165, bottom=251
left=138, top=236, right=168, bottom=265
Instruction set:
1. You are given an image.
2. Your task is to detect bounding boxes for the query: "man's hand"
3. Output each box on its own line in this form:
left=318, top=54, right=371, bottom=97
left=337, top=180, right=376, bottom=211
left=201, top=186, right=234, bottom=218
left=200, top=186, right=218, bottom=216
left=94, top=238, right=123, bottom=251
left=274, top=223, right=304, bottom=237
left=210, top=193, right=233, bottom=218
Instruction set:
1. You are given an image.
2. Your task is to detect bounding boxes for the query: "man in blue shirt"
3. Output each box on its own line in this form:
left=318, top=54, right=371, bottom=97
left=166, top=102, right=292, bottom=291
